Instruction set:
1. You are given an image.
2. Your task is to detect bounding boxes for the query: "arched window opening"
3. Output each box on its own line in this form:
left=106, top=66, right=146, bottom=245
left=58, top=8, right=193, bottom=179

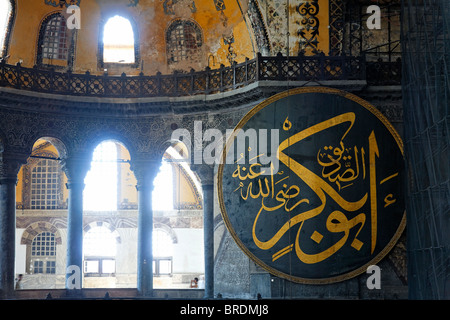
left=84, top=141, right=118, bottom=211
left=0, top=0, right=12, bottom=57
left=83, top=225, right=117, bottom=275
left=166, top=19, right=203, bottom=64
left=153, top=229, right=174, bottom=276
left=152, top=145, right=202, bottom=211
left=167, top=146, right=202, bottom=199
left=30, top=232, right=57, bottom=274
left=103, top=15, right=135, bottom=63
left=22, top=138, right=66, bottom=211
left=151, top=145, right=204, bottom=288
left=38, top=13, right=70, bottom=65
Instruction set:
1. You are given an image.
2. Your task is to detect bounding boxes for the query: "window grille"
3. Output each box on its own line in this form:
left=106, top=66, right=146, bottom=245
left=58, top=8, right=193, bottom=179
left=41, top=14, right=68, bottom=61
left=31, top=159, right=60, bottom=210
left=31, top=232, right=56, bottom=274
left=166, top=20, right=202, bottom=64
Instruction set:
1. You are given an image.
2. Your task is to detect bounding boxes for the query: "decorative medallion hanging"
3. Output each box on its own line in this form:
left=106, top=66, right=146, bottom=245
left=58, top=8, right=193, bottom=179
left=218, top=87, right=405, bottom=284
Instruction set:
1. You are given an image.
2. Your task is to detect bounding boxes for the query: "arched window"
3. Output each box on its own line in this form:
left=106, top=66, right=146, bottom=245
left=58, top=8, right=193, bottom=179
left=30, top=232, right=57, bottom=274
left=84, top=141, right=118, bottom=211
left=0, top=0, right=13, bottom=58
left=102, top=15, right=136, bottom=64
left=152, top=145, right=202, bottom=211
left=83, top=225, right=117, bottom=275
left=31, top=159, right=61, bottom=210
left=37, top=13, right=72, bottom=67
left=153, top=229, right=174, bottom=276
left=166, top=19, right=203, bottom=64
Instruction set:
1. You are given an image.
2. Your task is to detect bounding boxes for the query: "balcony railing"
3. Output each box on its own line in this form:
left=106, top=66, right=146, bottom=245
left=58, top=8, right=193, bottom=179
left=0, top=53, right=400, bottom=99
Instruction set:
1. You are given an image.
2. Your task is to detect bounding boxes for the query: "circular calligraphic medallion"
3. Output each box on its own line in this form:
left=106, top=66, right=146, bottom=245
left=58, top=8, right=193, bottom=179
left=218, top=87, right=405, bottom=284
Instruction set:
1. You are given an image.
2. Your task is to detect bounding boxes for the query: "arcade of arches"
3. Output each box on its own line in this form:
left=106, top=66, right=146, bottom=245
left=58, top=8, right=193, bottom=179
left=15, top=139, right=204, bottom=291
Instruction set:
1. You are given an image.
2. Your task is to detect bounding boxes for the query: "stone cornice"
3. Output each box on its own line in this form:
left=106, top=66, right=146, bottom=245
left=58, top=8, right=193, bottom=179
left=0, top=80, right=368, bottom=117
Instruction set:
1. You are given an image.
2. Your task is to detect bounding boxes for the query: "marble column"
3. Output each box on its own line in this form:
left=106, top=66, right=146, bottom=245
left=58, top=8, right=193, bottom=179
left=61, top=155, right=91, bottom=291
left=131, top=158, right=160, bottom=297
left=0, top=153, right=25, bottom=299
left=192, top=164, right=214, bottom=299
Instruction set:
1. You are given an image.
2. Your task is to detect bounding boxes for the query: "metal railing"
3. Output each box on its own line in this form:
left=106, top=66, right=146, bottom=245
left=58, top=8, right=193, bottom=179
left=0, top=53, right=399, bottom=98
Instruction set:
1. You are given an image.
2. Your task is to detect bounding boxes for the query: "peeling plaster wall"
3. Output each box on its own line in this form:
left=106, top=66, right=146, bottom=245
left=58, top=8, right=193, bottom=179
left=7, top=0, right=338, bottom=76
left=7, top=0, right=255, bottom=75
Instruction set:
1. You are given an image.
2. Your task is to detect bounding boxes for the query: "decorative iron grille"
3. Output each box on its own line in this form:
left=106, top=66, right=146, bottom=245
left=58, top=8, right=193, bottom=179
left=0, top=54, right=397, bottom=98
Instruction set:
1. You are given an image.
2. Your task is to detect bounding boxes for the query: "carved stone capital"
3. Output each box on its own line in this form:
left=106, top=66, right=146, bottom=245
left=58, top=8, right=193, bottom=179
left=0, top=152, right=28, bottom=184
left=191, top=163, right=214, bottom=187
left=130, top=157, right=161, bottom=190
left=60, top=155, right=92, bottom=186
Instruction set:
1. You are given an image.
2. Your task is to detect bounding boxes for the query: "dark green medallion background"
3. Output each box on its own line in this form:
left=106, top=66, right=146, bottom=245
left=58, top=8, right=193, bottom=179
left=218, top=87, right=405, bottom=284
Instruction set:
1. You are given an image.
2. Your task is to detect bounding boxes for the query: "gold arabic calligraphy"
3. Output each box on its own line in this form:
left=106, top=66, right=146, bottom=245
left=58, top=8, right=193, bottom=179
left=232, top=112, right=398, bottom=265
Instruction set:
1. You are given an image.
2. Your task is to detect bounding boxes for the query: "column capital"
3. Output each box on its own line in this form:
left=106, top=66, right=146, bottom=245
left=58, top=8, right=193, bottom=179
left=0, top=152, right=28, bottom=184
left=191, top=164, right=214, bottom=187
left=130, top=157, right=161, bottom=190
left=60, top=155, right=92, bottom=186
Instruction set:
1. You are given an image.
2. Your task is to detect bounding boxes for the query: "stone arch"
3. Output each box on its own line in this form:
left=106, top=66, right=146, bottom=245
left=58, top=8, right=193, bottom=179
left=154, top=141, right=203, bottom=210
left=84, top=131, right=137, bottom=165
left=160, top=137, right=191, bottom=163
left=83, top=221, right=121, bottom=244
left=20, top=221, right=62, bottom=245
left=29, top=136, right=68, bottom=159
left=154, top=223, right=178, bottom=244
